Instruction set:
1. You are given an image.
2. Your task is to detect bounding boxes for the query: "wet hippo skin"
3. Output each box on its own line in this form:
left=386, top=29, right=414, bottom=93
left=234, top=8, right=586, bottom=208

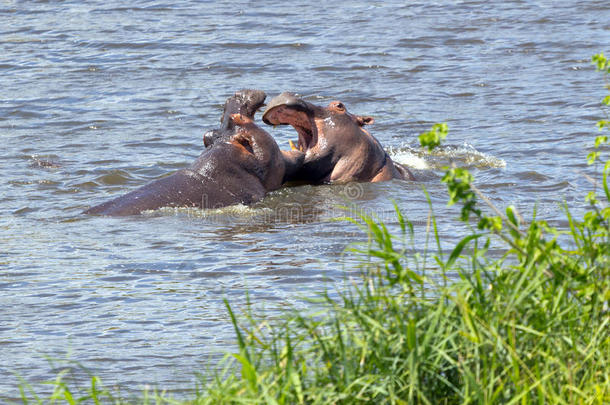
left=85, top=90, right=303, bottom=216
left=262, top=92, right=414, bottom=183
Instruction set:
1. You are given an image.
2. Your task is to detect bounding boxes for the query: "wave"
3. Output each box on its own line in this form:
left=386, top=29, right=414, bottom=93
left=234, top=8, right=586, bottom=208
left=149, top=204, right=271, bottom=219
left=389, top=143, right=506, bottom=170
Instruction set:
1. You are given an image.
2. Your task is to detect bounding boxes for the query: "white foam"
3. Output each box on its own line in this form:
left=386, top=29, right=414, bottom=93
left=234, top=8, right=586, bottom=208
left=392, top=149, right=430, bottom=170
left=147, top=204, right=272, bottom=218
left=443, top=143, right=507, bottom=169
left=388, top=143, right=506, bottom=170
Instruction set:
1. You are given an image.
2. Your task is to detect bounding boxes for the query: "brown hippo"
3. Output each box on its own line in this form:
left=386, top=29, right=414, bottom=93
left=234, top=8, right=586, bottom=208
left=262, top=92, right=414, bottom=183
left=85, top=90, right=304, bottom=216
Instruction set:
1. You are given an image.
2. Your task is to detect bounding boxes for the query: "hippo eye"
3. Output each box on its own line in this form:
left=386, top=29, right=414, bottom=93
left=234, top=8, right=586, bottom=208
left=330, top=101, right=345, bottom=112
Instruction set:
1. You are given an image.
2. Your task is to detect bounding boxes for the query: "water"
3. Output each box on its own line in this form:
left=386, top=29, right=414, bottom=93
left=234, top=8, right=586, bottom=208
left=1, top=0, right=608, bottom=398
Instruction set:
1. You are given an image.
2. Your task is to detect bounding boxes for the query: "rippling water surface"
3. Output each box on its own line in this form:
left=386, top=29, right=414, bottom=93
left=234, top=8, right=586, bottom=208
left=1, top=0, right=609, bottom=398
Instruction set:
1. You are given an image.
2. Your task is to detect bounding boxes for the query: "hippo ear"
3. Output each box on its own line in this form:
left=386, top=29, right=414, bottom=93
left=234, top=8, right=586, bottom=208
left=357, top=115, right=375, bottom=126
left=228, top=117, right=256, bottom=155
left=230, top=132, right=255, bottom=155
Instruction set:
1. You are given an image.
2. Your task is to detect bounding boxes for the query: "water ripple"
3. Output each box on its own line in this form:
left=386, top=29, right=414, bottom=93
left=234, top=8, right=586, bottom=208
left=0, top=0, right=607, bottom=398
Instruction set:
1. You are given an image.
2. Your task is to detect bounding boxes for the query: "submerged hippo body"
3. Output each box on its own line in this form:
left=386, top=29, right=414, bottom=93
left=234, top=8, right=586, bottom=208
left=85, top=90, right=303, bottom=216
left=262, top=93, right=414, bottom=184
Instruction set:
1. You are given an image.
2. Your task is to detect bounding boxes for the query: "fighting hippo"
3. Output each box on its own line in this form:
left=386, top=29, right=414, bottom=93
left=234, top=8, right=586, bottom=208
left=85, top=90, right=303, bottom=216
left=262, top=93, right=414, bottom=183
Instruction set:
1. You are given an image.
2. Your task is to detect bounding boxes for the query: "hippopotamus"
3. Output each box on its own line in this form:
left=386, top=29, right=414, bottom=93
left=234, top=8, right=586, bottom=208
left=262, top=92, right=414, bottom=183
left=85, top=90, right=304, bottom=216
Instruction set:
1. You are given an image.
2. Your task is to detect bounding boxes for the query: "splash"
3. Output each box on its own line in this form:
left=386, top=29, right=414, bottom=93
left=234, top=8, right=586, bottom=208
left=148, top=204, right=272, bottom=219
left=388, top=148, right=430, bottom=170
left=389, top=143, right=506, bottom=170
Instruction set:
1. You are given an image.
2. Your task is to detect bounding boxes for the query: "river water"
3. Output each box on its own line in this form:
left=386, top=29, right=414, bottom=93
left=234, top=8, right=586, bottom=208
left=1, top=0, right=608, bottom=399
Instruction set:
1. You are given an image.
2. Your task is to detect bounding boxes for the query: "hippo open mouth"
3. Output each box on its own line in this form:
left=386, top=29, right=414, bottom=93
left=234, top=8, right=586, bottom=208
left=262, top=93, right=318, bottom=153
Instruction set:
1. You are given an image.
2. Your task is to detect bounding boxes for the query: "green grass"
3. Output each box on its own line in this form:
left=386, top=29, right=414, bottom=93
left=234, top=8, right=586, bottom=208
left=10, top=54, right=610, bottom=405
left=193, top=197, right=609, bottom=404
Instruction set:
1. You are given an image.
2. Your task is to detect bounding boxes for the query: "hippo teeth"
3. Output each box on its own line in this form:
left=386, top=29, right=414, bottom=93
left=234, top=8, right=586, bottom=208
left=288, top=140, right=304, bottom=152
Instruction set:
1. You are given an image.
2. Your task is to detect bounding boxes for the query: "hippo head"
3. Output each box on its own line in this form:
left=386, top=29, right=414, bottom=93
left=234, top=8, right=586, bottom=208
left=225, top=112, right=304, bottom=190
left=262, top=92, right=377, bottom=183
left=202, top=90, right=304, bottom=189
left=203, top=89, right=267, bottom=148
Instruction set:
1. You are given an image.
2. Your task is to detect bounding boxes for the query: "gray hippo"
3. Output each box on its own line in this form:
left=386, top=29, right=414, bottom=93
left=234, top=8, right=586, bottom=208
left=85, top=90, right=303, bottom=216
left=262, top=92, right=414, bottom=183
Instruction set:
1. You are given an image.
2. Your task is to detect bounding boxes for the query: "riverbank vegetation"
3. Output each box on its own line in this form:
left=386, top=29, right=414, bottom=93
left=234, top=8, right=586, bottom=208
left=14, top=55, right=610, bottom=404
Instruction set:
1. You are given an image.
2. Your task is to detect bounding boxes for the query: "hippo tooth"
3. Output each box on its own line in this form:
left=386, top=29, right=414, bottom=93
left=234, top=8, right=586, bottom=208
left=289, top=140, right=299, bottom=151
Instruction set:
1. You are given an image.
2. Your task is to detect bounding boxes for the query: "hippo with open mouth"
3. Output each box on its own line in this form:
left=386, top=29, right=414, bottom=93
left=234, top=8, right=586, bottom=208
left=84, top=90, right=303, bottom=216
left=262, top=92, right=414, bottom=183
